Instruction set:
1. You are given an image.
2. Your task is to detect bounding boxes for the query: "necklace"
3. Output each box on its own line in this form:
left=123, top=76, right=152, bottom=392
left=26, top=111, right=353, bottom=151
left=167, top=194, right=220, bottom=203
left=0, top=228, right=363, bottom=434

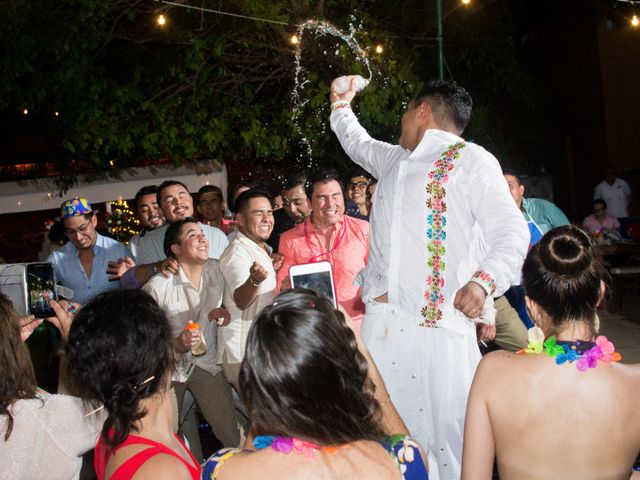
left=252, top=435, right=348, bottom=458
left=517, top=327, right=622, bottom=371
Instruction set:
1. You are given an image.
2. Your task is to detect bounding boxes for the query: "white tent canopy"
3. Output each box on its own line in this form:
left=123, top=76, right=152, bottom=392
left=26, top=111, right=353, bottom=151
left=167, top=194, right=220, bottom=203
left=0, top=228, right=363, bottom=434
left=0, top=160, right=227, bottom=215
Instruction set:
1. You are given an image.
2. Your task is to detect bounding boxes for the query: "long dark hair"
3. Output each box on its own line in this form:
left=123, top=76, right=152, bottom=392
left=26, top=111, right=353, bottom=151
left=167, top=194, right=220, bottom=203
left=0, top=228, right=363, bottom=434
left=65, top=289, right=175, bottom=450
left=0, top=294, right=38, bottom=441
left=240, top=289, right=385, bottom=444
left=522, top=225, right=609, bottom=337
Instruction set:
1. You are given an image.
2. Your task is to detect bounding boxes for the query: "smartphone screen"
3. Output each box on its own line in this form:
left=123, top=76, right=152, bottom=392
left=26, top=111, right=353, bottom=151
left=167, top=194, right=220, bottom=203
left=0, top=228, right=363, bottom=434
left=26, top=263, right=57, bottom=318
left=290, top=262, right=337, bottom=307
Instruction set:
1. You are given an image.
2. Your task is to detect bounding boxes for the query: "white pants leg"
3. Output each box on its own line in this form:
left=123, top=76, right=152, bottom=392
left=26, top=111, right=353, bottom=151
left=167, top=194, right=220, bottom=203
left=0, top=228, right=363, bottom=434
left=361, top=302, right=481, bottom=480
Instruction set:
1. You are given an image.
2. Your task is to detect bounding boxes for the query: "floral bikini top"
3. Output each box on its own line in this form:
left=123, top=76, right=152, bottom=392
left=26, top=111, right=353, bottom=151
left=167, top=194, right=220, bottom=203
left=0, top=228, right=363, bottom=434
left=202, top=434, right=428, bottom=479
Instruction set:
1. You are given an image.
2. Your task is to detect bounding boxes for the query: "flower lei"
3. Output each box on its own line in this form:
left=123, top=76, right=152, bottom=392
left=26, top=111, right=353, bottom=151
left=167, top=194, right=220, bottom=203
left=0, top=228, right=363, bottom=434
left=252, top=436, right=347, bottom=459
left=517, top=327, right=622, bottom=371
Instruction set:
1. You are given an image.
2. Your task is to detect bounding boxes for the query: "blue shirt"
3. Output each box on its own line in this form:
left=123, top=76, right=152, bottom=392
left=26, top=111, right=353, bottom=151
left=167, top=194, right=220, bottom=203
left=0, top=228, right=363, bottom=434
left=47, top=233, right=130, bottom=305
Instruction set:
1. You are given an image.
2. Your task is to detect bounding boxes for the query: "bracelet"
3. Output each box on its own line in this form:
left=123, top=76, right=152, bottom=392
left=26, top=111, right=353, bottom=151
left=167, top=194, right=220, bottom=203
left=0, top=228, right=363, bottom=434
left=331, top=100, right=351, bottom=112
left=249, top=276, right=262, bottom=287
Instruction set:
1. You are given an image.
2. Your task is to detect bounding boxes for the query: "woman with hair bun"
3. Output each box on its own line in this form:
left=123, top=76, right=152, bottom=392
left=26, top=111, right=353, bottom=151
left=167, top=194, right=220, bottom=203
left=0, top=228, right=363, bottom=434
left=202, top=288, right=429, bottom=479
left=64, top=289, right=201, bottom=480
left=462, top=225, right=640, bottom=479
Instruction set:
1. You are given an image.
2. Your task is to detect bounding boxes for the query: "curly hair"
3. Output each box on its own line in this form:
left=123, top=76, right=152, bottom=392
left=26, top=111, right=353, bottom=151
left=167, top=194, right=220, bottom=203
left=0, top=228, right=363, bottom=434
left=0, top=294, right=37, bottom=441
left=64, top=289, right=175, bottom=451
left=239, top=289, right=385, bottom=444
left=523, top=225, right=610, bottom=337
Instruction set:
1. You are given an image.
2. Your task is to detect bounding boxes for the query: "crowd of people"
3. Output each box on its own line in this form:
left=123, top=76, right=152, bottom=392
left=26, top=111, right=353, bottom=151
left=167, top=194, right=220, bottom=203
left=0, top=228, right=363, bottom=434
left=1, top=76, right=639, bottom=480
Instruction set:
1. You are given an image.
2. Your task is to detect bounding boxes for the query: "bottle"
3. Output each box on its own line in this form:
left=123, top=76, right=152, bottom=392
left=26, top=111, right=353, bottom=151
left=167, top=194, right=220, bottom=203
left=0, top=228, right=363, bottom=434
left=185, top=321, right=207, bottom=356
left=333, top=75, right=369, bottom=95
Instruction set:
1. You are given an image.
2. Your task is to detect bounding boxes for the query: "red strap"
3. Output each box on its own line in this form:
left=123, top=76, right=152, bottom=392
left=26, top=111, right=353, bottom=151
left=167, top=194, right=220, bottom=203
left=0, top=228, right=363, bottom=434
left=101, top=434, right=201, bottom=480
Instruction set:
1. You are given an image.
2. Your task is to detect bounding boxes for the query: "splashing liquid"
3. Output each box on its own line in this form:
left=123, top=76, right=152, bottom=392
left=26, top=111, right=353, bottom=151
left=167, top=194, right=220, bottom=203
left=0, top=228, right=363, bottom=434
left=291, top=19, right=373, bottom=169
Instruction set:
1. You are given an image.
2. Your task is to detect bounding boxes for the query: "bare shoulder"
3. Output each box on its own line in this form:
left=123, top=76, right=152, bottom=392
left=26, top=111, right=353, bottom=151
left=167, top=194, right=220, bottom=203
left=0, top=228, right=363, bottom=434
left=131, top=452, right=193, bottom=480
left=472, top=350, right=524, bottom=388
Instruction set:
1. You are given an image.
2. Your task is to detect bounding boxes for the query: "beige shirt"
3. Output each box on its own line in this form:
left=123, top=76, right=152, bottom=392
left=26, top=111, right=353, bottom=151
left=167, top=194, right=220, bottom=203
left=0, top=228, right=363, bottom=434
left=144, top=259, right=224, bottom=381
left=0, top=393, right=104, bottom=480
left=219, top=233, right=277, bottom=364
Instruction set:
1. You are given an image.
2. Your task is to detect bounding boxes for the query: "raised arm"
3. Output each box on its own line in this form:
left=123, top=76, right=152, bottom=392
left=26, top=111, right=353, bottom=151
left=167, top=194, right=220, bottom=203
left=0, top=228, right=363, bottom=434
left=329, top=76, right=403, bottom=180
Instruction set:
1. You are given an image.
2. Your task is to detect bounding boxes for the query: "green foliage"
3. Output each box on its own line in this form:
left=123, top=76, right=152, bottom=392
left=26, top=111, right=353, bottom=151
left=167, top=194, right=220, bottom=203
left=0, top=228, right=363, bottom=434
left=1, top=0, right=535, bottom=190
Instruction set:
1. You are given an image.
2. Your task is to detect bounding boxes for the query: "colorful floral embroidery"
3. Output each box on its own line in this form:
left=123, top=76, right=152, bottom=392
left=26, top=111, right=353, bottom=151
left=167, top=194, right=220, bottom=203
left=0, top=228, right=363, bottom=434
left=517, top=328, right=622, bottom=371
left=471, top=269, right=497, bottom=295
left=420, top=142, right=466, bottom=327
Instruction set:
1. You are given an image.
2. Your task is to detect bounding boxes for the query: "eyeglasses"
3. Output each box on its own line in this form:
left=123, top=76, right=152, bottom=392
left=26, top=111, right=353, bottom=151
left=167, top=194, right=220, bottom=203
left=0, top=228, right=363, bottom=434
left=347, top=181, right=369, bottom=189
left=64, top=221, right=92, bottom=237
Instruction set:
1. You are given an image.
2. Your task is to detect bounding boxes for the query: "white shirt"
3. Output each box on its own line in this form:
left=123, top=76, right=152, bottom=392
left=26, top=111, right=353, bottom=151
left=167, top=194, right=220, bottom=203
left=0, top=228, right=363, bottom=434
left=136, top=222, right=228, bottom=265
left=330, top=108, right=528, bottom=334
left=219, top=232, right=277, bottom=364
left=593, top=178, right=632, bottom=218
left=143, top=259, right=224, bottom=381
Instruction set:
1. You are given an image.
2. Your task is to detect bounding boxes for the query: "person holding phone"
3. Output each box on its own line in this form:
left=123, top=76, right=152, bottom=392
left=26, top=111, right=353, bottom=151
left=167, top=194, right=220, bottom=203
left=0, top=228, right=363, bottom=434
left=277, top=168, right=369, bottom=331
left=0, top=293, right=105, bottom=480
left=202, top=289, right=429, bottom=479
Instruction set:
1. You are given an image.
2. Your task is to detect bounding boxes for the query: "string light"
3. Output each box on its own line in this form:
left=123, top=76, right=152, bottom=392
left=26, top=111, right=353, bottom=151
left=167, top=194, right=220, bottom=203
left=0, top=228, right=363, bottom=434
left=157, top=13, right=167, bottom=26
left=632, top=14, right=639, bottom=27
left=290, top=34, right=299, bottom=45
left=22, top=108, right=28, bottom=115
left=54, top=111, right=59, bottom=117
left=375, top=44, right=384, bottom=54
left=461, top=0, right=471, bottom=5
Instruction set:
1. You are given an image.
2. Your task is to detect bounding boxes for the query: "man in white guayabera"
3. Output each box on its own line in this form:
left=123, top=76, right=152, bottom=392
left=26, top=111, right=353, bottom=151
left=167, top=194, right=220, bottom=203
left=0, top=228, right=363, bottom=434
left=329, top=77, right=529, bottom=480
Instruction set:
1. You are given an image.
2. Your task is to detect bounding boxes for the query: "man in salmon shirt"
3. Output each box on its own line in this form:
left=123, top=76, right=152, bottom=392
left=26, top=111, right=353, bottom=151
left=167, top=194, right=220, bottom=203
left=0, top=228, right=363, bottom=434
left=277, top=168, right=369, bottom=330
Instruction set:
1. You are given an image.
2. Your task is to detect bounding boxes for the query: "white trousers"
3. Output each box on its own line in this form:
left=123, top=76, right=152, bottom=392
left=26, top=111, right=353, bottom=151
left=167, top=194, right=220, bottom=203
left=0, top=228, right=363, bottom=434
left=361, top=302, right=481, bottom=480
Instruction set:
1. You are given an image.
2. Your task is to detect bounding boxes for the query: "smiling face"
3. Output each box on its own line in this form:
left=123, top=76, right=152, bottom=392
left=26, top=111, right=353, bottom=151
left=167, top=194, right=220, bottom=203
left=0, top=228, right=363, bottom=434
left=63, top=214, right=98, bottom=251
left=346, top=176, right=369, bottom=206
left=311, top=179, right=345, bottom=228
left=159, top=184, right=194, bottom=223
left=237, top=196, right=274, bottom=244
left=137, top=193, right=165, bottom=230
left=171, top=222, right=209, bottom=264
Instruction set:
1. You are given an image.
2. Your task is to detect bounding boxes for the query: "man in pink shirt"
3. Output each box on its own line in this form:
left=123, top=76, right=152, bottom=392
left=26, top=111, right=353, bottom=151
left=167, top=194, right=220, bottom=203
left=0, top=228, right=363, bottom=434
left=277, top=169, right=369, bottom=329
left=583, top=198, right=620, bottom=236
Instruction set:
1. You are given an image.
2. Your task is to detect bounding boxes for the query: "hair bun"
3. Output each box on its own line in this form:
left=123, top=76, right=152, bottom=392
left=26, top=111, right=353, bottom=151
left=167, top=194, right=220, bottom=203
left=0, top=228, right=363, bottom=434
left=539, top=230, right=591, bottom=275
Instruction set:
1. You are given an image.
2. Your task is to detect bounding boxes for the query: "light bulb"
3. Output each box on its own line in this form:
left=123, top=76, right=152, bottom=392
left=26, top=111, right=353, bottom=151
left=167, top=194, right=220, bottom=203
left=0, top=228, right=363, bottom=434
left=157, top=14, right=167, bottom=26
left=290, top=34, right=299, bottom=45
left=22, top=108, right=28, bottom=115
left=462, top=0, right=471, bottom=4
left=632, top=15, right=639, bottom=27
left=375, top=44, right=384, bottom=54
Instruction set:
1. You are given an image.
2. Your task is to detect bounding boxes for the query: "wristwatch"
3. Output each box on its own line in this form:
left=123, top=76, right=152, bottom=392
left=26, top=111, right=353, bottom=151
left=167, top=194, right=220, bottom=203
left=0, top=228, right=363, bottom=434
left=151, top=262, right=159, bottom=276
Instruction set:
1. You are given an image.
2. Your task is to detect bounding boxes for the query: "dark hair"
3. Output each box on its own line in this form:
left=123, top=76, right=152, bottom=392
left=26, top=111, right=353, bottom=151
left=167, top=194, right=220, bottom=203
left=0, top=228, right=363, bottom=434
left=305, top=168, right=344, bottom=198
left=157, top=180, right=190, bottom=203
left=163, top=217, right=197, bottom=258
left=501, top=168, right=521, bottom=185
left=239, top=289, right=385, bottom=445
left=282, top=172, right=308, bottom=193
left=414, top=79, right=472, bottom=135
left=134, top=185, right=159, bottom=211
left=593, top=198, right=607, bottom=209
left=198, top=185, right=224, bottom=202
left=522, top=225, right=609, bottom=337
left=0, top=294, right=37, bottom=441
left=346, top=166, right=373, bottom=184
left=228, top=181, right=259, bottom=213
left=65, top=290, right=175, bottom=451
left=234, top=189, right=271, bottom=216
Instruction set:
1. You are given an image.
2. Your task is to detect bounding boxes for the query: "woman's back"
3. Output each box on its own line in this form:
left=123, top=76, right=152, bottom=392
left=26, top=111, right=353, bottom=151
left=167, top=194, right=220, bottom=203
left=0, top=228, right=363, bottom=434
left=205, top=436, right=426, bottom=480
left=470, top=350, right=640, bottom=480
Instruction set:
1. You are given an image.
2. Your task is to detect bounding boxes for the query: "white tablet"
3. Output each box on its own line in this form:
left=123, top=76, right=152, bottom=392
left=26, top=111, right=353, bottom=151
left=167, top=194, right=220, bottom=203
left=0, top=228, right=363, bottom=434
left=289, top=261, right=337, bottom=308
